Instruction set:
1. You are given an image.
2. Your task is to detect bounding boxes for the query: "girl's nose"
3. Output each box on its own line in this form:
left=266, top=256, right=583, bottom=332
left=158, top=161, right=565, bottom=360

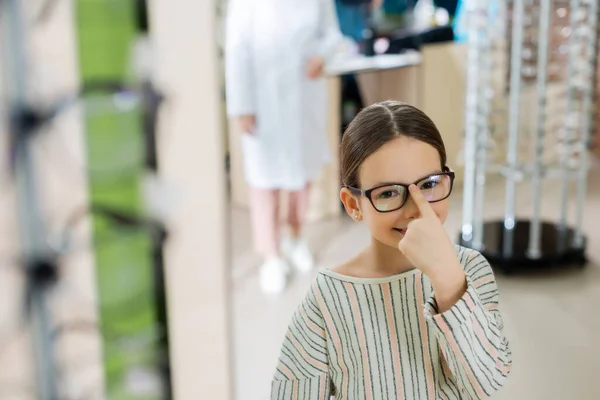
left=400, top=197, right=421, bottom=220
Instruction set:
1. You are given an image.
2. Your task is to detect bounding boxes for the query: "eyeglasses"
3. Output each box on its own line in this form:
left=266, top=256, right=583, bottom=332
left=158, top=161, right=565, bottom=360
left=347, top=169, right=455, bottom=213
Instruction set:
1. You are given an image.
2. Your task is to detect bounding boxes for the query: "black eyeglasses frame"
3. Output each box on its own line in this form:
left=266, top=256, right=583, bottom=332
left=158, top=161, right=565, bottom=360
left=346, top=168, right=456, bottom=213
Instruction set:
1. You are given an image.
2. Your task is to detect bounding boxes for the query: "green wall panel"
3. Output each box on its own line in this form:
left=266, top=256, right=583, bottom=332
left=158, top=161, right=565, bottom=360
left=75, top=1, right=161, bottom=398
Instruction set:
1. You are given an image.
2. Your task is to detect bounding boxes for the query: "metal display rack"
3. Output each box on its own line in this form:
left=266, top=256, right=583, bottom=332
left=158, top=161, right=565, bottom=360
left=0, top=0, right=172, bottom=397
left=1, top=0, right=61, bottom=398
left=459, top=0, right=599, bottom=272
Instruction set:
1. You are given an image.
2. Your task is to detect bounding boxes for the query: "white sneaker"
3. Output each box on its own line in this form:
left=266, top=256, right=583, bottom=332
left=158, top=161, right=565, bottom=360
left=259, top=257, right=289, bottom=294
left=281, top=236, right=315, bottom=274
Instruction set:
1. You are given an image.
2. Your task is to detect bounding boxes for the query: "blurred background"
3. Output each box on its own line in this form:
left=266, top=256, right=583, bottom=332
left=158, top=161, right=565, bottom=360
left=0, top=0, right=599, bottom=399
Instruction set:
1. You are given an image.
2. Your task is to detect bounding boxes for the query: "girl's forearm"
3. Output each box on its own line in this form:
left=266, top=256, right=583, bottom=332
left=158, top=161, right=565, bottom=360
left=429, top=260, right=468, bottom=314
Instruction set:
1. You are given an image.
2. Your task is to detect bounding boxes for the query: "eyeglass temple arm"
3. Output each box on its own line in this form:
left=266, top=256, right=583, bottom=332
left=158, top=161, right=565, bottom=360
left=347, top=186, right=365, bottom=196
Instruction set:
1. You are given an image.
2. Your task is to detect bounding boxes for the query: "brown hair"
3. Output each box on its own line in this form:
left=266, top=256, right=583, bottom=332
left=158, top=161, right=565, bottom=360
left=340, top=100, right=447, bottom=188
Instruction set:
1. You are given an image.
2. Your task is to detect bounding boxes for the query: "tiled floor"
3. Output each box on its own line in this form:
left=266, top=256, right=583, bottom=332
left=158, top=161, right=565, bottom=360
left=231, top=164, right=600, bottom=400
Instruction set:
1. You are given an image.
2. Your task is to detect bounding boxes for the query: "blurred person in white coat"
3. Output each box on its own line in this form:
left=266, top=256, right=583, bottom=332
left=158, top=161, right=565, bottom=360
left=225, top=0, right=345, bottom=294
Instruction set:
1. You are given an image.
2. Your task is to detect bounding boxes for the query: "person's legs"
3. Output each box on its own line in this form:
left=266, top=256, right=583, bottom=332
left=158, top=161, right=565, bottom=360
left=249, top=187, right=289, bottom=294
left=249, top=187, right=280, bottom=257
left=283, top=183, right=314, bottom=273
left=286, top=183, right=311, bottom=238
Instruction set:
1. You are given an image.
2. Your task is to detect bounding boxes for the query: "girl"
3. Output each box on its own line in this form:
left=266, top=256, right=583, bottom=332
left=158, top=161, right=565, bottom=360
left=270, top=101, right=512, bottom=399
left=225, top=0, right=345, bottom=294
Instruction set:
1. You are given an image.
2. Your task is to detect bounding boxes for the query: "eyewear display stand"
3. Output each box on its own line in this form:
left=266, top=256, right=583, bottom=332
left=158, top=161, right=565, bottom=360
left=459, top=0, right=598, bottom=272
left=2, top=0, right=61, bottom=398
left=0, top=0, right=172, bottom=397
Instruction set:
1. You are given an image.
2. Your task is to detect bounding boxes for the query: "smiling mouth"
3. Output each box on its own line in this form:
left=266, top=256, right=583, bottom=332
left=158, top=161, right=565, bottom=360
left=393, top=228, right=407, bottom=235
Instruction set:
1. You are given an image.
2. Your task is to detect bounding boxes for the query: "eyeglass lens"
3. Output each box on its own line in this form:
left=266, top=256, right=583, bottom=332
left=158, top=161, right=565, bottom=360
left=371, top=174, right=452, bottom=212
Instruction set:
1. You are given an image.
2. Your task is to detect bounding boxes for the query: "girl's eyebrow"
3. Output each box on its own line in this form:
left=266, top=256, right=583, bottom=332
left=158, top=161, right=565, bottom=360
left=370, top=169, right=443, bottom=188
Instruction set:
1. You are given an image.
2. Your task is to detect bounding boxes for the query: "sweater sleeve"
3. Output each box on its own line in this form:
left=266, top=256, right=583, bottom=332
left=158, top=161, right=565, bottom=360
left=271, top=286, right=331, bottom=400
left=224, top=0, right=256, bottom=117
left=424, top=249, right=513, bottom=399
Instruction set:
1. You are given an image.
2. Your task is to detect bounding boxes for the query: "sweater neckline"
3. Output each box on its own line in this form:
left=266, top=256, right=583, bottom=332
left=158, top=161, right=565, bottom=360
left=318, top=268, right=420, bottom=284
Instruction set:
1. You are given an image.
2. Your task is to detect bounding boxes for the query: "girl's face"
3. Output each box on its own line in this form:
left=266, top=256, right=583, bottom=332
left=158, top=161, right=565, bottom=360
left=341, top=136, right=450, bottom=250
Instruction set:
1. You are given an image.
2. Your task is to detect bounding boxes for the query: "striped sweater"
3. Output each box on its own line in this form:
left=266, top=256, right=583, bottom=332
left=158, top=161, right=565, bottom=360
left=271, top=246, right=512, bottom=399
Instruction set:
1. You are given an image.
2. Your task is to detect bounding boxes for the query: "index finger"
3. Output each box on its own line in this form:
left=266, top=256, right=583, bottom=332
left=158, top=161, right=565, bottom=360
left=408, top=184, right=437, bottom=218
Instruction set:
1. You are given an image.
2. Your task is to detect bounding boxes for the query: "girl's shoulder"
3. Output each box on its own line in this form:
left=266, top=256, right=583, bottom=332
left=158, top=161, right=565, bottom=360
left=454, top=244, right=496, bottom=278
left=455, top=244, right=478, bottom=261
left=454, top=244, right=488, bottom=263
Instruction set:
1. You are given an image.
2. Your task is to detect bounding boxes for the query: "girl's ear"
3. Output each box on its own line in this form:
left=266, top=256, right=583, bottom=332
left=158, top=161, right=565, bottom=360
left=340, top=188, right=362, bottom=221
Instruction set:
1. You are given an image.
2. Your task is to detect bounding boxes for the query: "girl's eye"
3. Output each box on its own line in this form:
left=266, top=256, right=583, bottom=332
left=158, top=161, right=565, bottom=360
left=377, top=190, right=398, bottom=199
left=420, top=180, right=438, bottom=190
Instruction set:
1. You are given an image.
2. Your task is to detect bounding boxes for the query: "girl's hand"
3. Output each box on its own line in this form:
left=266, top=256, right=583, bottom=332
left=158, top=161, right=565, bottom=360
left=399, top=185, right=467, bottom=312
left=398, top=185, right=457, bottom=276
left=306, top=56, right=325, bottom=79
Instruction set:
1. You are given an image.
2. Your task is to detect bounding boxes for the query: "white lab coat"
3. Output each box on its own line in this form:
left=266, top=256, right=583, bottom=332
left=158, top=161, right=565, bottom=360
left=225, top=0, right=344, bottom=191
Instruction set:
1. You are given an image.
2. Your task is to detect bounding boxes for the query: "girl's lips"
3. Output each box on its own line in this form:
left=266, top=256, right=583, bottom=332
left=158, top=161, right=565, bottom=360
left=394, top=228, right=407, bottom=234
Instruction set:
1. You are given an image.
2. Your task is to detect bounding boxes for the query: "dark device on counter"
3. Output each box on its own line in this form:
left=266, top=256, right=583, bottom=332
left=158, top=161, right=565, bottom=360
left=337, top=0, right=375, bottom=56
left=338, top=0, right=371, bottom=4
